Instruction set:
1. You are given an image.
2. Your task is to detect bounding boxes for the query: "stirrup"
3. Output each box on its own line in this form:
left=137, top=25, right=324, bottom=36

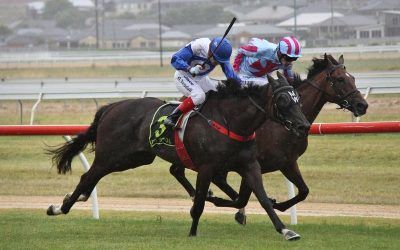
left=163, top=117, right=178, bottom=127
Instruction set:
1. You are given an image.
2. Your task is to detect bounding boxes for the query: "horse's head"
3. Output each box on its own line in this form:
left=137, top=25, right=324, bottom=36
left=267, top=72, right=310, bottom=137
left=307, top=54, right=368, bottom=117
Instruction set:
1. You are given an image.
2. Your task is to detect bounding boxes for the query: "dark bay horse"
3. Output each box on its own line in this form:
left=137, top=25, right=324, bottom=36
left=47, top=72, right=310, bottom=240
left=168, top=54, right=369, bottom=223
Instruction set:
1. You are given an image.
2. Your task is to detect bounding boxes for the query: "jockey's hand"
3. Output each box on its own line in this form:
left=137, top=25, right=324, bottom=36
left=189, top=65, right=202, bottom=76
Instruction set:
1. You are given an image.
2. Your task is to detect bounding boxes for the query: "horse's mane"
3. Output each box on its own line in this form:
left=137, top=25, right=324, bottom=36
left=291, top=73, right=303, bottom=89
left=215, top=78, right=265, bottom=98
left=307, top=54, right=339, bottom=79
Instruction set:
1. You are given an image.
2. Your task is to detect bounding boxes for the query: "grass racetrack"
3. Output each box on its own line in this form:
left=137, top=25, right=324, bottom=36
left=1, top=210, right=399, bottom=249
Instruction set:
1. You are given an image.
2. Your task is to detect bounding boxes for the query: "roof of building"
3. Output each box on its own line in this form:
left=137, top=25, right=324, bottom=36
left=359, top=0, right=399, bottom=11
left=68, top=0, right=94, bottom=8
left=241, top=5, right=293, bottom=22
left=381, top=10, right=400, bottom=15
left=161, top=30, right=191, bottom=39
left=277, top=12, right=344, bottom=27
left=125, top=23, right=170, bottom=31
left=317, top=15, right=378, bottom=27
left=171, top=24, right=215, bottom=37
left=195, top=23, right=291, bottom=37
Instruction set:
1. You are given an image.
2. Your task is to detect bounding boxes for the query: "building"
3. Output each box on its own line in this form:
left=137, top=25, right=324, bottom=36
left=195, top=23, right=292, bottom=47
left=380, top=10, right=400, bottom=37
left=111, top=0, right=154, bottom=15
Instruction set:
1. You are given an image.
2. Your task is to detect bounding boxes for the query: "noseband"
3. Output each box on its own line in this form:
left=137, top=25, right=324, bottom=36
left=305, top=63, right=359, bottom=109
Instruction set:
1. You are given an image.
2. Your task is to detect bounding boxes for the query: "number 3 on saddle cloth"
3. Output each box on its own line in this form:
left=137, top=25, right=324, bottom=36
left=149, top=102, right=196, bottom=170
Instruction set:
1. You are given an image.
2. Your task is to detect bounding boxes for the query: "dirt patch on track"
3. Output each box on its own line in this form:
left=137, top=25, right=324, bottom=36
left=1, top=196, right=399, bottom=219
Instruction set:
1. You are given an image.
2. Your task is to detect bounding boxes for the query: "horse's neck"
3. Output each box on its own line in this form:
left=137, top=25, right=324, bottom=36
left=297, top=75, right=329, bottom=124
left=210, top=96, right=267, bottom=136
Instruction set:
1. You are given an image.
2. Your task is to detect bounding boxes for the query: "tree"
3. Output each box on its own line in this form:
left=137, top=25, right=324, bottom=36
left=0, top=24, right=12, bottom=37
left=55, top=9, right=87, bottom=29
left=43, top=0, right=74, bottom=19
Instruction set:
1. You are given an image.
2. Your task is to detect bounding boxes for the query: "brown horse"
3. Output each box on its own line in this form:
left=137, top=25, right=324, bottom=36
left=169, top=54, right=368, bottom=223
left=47, top=72, right=310, bottom=240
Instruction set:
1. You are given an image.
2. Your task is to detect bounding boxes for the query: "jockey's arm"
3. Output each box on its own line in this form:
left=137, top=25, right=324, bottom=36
left=220, top=63, right=242, bottom=86
left=171, top=45, right=193, bottom=71
left=237, top=44, right=268, bottom=58
left=283, top=65, right=295, bottom=84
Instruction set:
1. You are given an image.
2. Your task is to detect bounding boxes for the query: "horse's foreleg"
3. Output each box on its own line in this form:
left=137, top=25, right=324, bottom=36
left=242, top=160, right=300, bottom=241
left=189, top=165, right=213, bottom=237
left=274, top=161, right=309, bottom=212
left=169, top=164, right=196, bottom=198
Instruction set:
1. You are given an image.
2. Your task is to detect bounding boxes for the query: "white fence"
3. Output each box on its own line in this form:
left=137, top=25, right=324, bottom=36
left=1, top=45, right=400, bottom=64
left=1, top=75, right=399, bottom=124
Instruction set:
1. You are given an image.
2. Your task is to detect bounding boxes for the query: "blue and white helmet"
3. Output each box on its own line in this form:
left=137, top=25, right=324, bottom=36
left=210, top=37, right=232, bottom=63
left=278, top=36, right=302, bottom=58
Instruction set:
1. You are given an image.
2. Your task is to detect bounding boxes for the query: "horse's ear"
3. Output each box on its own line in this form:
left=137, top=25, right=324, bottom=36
left=276, top=71, right=284, bottom=80
left=324, top=53, right=334, bottom=67
left=338, top=54, right=344, bottom=64
left=267, top=74, right=277, bottom=87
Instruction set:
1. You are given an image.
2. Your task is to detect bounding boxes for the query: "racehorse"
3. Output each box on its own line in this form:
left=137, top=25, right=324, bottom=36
left=168, top=54, right=369, bottom=223
left=46, top=72, right=310, bottom=240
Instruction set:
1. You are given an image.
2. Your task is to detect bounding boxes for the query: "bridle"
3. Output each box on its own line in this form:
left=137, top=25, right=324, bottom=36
left=272, top=85, right=299, bottom=130
left=305, top=63, right=359, bottom=109
left=248, top=85, right=300, bottom=131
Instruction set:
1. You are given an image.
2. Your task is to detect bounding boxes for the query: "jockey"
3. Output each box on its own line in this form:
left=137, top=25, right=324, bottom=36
left=233, top=36, right=302, bottom=86
left=164, top=37, right=242, bottom=127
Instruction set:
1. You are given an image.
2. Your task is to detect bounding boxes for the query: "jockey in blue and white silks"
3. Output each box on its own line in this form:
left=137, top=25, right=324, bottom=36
left=233, top=36, right=302, bottom=86
left=164, top=37, right=242, bottom=127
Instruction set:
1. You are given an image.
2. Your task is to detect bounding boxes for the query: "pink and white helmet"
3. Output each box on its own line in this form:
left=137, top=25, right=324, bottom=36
left=278, top=36, right=302, bottom=58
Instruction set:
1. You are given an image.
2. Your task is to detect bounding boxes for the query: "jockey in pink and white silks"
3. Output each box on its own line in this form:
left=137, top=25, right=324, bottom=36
left=233, top=36, right=302, bottom=86
left=164, top=37, right=242, bottom=127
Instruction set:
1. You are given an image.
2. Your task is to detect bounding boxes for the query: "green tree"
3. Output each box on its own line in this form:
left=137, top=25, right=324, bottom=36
left=0, top=24, right=12, bottom=37
left=163, top=5, right=234, bottom=26
left=43, top=0, right=74, bottom=19
left=55, top=9, right=87, bottom=29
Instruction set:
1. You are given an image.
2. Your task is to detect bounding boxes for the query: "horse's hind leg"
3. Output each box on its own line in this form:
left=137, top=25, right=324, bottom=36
left=47, top=162, right=109, bottom=216
left=273, top=161, right=309, bottom=212
left=169, top=164, right=196, bottom=198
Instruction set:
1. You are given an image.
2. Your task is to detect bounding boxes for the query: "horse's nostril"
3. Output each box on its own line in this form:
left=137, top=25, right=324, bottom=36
left=297, top=124, right=310, bottom=133
left=357, top=102, right=368, bottom=112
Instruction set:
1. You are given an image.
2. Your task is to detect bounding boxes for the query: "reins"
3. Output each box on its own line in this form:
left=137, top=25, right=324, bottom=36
left=304, top=63, right=359, bottom=109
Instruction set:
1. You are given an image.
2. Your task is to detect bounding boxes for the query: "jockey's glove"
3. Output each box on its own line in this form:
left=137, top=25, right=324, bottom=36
left=189, top=65, right=202, bottom=76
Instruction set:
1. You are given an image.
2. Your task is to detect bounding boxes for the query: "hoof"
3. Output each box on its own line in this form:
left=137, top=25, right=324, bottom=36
left=46, top=204, right=63, bottom=216
left=47, top=205, right=56, bottom=216
left=282, top=229, right=301, bottom=241
left=234, top=211, right=247, bottom=225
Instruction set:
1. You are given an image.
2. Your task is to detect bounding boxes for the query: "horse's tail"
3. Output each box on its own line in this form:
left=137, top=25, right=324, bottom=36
left=47, top=104, right=109, bottom=174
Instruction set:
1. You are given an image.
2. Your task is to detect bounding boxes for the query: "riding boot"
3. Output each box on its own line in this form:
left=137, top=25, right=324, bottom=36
left=164, top=108, right=183, bottom=127
left=164, top=97, right=195, bottom=127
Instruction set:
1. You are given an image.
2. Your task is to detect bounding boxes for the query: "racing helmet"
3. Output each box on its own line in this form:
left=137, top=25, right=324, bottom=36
left=278, top=36, right=302, bottom=58
left=210, top=37, right=232, bottom=63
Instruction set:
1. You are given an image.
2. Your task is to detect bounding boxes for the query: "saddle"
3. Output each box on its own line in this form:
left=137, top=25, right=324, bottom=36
left=149, top=102, right=197, bottom=170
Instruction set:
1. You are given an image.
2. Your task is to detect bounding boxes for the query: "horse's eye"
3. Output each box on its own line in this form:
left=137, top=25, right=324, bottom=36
left=337, top=78, right=345, bottom=83
left=276, top=94, right=291, bottom=108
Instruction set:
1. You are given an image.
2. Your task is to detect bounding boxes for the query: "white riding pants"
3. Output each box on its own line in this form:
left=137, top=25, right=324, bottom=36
left=174, top=71, right=218, bottom=105
left=239, top=74, right=269, bottom=86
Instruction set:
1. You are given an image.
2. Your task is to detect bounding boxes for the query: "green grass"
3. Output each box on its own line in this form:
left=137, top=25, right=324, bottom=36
left=0, top=133, right=399, bottom=205
left=0, top=210, right=399, bottom=249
